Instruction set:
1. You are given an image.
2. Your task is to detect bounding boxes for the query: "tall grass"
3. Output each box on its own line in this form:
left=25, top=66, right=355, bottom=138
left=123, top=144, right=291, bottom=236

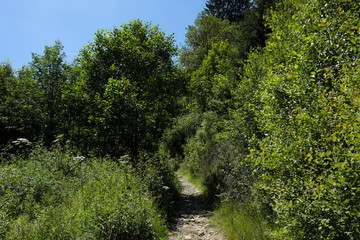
left=213, top=201, right=271, bottom=240
left=0, top=145, right=168, bottom=239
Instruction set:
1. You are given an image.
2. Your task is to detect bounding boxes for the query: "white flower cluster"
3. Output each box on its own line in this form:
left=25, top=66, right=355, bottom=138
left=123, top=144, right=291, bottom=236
left=73, top=156, right=86, bottom=162
left=12, top=138, right=32, bottom=146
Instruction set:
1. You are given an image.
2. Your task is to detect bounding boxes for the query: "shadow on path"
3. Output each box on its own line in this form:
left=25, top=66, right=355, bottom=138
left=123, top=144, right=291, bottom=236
left=168, top=175, right=225, bottom=240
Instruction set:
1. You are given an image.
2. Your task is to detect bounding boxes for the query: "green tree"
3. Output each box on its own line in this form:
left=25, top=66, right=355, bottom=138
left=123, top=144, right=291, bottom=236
left=245, top=0, right=360, bottom=238
left=189, top=40, right=239, bottom=112
left=174, top=0, right=359, bottom=239
left=0, top=65, right=44, bottom=148
left=180, top=12, right=238, bottom=73
left=58, top=65, right=92, bottom=152
left=30, top=41, right=71, bottom=144
left=74, top=20, right=183, bottom=157
left=99, top=77, right=145, bottom=157
left=0, top=61, right=15, bottom=147
left=233, top=0, right=277, bottom=59
left=0, top=61, right=12, bottom=101
left=205, top=0, right=251, bottom=22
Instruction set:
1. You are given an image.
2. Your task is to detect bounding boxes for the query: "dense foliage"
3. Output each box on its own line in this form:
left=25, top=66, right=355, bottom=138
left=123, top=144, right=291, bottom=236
left=205, top=0, right=251, bottom=22
left=72, top=20, right=183, bottom=157
left=0, top=145, right=168, bottom=239
left=163, top=0, right=359, bottom=239
left=0, top=21, right=180, bottom=240
left=1, top=0, right=359, bottom=239
left=0, top=21, right=183, bottom=158
left=250, top=0, right=360, bottom=238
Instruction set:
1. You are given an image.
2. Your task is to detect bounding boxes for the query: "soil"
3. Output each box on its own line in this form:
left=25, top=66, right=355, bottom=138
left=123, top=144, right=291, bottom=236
left=168, top=175, right=226, bottom=240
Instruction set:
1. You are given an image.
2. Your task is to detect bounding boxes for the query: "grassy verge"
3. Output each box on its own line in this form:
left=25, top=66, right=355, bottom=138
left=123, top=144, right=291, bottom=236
left=212, top=201, right=271, bottom=240
left=177, top=165, right=205, bottom=193
left=0, top=145, right=169, bottom=239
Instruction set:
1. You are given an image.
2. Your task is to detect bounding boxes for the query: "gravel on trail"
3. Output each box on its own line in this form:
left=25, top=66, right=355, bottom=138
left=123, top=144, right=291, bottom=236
left=168, top=175, right=226, bottom=240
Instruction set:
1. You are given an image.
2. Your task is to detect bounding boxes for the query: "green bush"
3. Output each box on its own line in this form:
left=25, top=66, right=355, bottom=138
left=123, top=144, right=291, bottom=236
left=0, top=146, right=168, bottom=239
left=158, top=112, right=203, bottom=171
left=160, top=113, right=202, bottom=159
left=181, top=111, right=255, bottom=203
left=245, top=0, right=360, bottom=239
left=176, top=0, right=359, bottom=239
left=135, top=154, right=181, bottom=218
left=182, top=112, right=220, bottom=179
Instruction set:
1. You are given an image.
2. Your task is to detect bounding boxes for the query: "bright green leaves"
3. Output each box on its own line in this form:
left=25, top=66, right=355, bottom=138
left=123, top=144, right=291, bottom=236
left=72, top=20, right=182, bottom=157
left=0, top=147, right=168, bottom=239
left=78, top=20, right=177, bottom=96
left=245, top=0, right=360, bottom=239
left=29, top=40, right=71, bottom=144
left=180, top=13, right=238, bottom=72
left=177, top=1, right=359, bottom=237
left=1, top=20, right=183, bottom=158
left=189, top=40, right=239, bottom=112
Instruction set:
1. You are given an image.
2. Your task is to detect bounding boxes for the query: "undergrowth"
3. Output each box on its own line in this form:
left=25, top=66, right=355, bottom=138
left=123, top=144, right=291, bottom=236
left=0, top=145, right=170, bottom=239
left=177, top=166, right=205, bottom=193
left=212, top=201, right=271, bottom=240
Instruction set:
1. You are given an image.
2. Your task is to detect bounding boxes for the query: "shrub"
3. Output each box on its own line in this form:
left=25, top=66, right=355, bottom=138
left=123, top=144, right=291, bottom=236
left=135, top=154, right=181, bottom=219
left=0, top=146, right=168, bottom=239
left=246, top=0, right=360, bottom=238
left=158, top=112, right=203, bottom=170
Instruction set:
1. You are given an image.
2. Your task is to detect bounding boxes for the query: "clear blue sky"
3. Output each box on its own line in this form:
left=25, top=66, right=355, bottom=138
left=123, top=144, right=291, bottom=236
left=1, top=0, right=206, bottom=69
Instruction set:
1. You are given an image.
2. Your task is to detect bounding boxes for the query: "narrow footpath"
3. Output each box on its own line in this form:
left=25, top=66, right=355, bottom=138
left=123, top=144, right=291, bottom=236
left=168, top=175, right=226, bottom=240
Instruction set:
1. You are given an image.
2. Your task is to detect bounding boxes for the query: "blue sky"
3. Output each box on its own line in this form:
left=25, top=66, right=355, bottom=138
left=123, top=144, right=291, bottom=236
left=1, top=0, right=206, bottom=69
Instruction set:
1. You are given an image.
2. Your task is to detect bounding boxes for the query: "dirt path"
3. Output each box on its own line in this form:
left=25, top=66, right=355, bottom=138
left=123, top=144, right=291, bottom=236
left=168, top=175, right=226, bottom=240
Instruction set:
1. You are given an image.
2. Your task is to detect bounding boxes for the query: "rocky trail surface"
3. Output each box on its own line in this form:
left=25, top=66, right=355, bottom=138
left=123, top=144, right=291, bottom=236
left=168, top=175, right=226, bottom=240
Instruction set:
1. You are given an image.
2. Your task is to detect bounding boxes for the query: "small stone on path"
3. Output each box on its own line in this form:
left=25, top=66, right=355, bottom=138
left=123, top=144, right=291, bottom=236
left=168, top=175, right=226, bottom=240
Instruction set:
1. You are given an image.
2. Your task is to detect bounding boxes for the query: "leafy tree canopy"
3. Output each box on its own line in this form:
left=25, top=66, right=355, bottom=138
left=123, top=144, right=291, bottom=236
left=205, top=0, right=251, bottom=22
left=180, top=12, right=238, bottom=72
left=73, top=20, right=184, bottom=157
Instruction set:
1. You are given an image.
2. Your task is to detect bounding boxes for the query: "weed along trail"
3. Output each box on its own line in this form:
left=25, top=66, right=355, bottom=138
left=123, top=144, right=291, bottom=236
left=169, top=175, right=226, bottom=240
